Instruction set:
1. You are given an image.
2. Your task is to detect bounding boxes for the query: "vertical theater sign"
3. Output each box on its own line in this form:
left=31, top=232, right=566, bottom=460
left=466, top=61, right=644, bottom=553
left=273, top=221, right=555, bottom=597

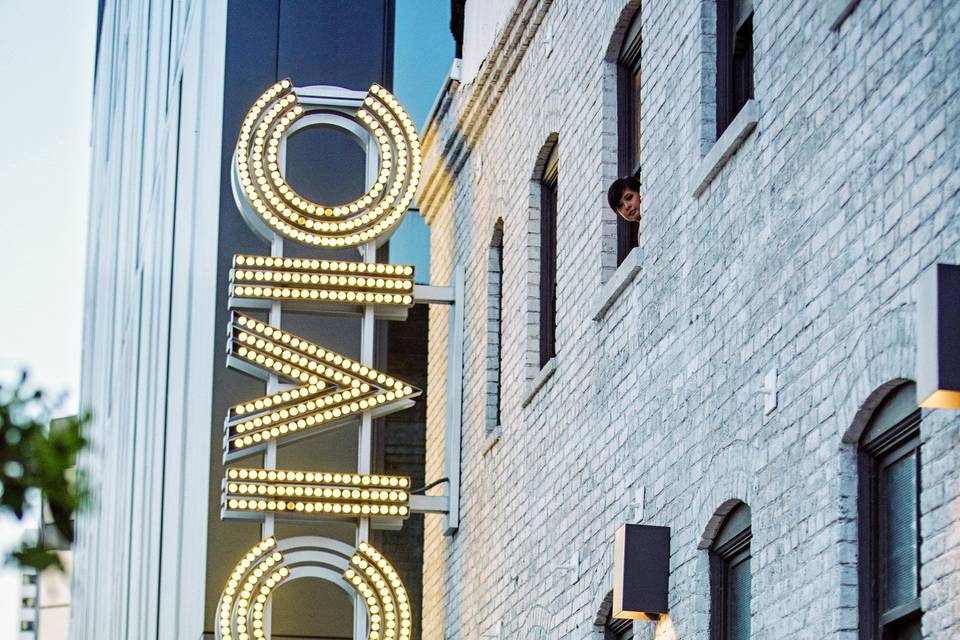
left=215, top=80, right=462, bottom=640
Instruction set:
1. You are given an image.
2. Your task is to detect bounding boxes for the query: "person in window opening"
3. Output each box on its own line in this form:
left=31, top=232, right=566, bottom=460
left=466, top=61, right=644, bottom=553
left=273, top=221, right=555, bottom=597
left=607, top=176, right=641, bottom=224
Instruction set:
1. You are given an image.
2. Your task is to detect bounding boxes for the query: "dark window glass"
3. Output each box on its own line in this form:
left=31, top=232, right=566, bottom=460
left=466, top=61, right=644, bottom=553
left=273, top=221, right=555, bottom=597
left=858, top=382, right=923, bottom=640
left=616, top=12, right=642, bottom=263
left=605, top=616, right=634, bottom=640
left=727, top=554, right=751, bottom=638
left=883, top=450, right=918, bottom=609
left=710, top=503, right=751, bottom=640
left=539, top=161, right=558, bottom=368
left=716, top=0, right=754, bottom=138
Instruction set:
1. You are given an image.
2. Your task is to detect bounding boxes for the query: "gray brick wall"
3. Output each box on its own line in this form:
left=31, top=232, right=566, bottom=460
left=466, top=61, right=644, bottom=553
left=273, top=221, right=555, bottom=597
left=419, top=0, right=960, bottom=638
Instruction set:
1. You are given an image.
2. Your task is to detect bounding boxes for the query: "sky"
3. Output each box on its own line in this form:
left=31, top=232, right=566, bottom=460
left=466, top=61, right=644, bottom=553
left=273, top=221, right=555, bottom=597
left=0, top=0, right=96, bottom=637
left=389, top=0, right=455, bottom=280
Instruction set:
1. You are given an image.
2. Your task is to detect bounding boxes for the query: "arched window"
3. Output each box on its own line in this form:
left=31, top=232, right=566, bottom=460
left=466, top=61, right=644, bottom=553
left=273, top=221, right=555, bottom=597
left=486, top=219, right=504, bottom=432
left=605, top=615, right=633, bottom=640
left=858, top=382, right=922, bottom=638
left=709, top=502, right=751, bottom=640
left=595, top=590, right=633, bottom=640
left=616, top=8, right=642, bottom=263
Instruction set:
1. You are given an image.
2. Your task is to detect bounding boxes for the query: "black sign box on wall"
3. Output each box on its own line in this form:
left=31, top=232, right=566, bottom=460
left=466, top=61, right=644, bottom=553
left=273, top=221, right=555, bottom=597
left=613, top=524, right=670, bottom=621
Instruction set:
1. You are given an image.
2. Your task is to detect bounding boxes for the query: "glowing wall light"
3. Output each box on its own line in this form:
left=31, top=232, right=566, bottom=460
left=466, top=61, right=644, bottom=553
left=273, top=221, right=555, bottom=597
left=224, top=312, right=421, bottom=461
left=234, top=80, right=421, bottom=247
left=917, top=263, right=960, bottom=409
left=216, top=537, right=410, bottom=640
left=222, top=467, right=411, bottom=520
left=230, top=254, right=415, bottom=309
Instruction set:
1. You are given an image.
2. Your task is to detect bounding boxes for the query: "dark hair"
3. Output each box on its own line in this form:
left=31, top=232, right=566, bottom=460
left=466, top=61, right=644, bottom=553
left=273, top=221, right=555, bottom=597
left=607, top=176, right=641, bottom=211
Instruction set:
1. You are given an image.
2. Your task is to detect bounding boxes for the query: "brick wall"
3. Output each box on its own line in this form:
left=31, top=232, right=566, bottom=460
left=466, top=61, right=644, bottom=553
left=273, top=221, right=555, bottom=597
left=419, top=0, right=960, bottom=638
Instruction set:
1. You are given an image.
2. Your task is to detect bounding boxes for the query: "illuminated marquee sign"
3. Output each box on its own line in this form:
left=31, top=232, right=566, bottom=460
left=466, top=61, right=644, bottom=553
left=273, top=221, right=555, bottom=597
left=214, top=79, right=447, bottom=640
left=217, top=537, right=412, bottom=640
left=233, top=80, right=421, bottom=247
left=224, top=312, right=420, bottom=460
left=230, top=254, right=416, bottom=311
left=223, top=468, right=411, bottom=521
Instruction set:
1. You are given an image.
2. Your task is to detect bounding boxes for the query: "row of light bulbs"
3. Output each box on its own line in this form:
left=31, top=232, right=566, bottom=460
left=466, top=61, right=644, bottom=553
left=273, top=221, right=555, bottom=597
left=232, top=335, right=361, bottom=387
left=239, top=87, right=393, bottom=218
left=230, top=386, right=362, bottom=434
left=233, top=269, right=413, bottom=290
left=234, top=254, right=414, bottom=276
left=226, top=331, right=415, bottom=452
left=254, top=93, right=413, bottom=226
left=226, top=483, right=407, bottom=503
left=344, top=541, right=412, bottom=640
left=218, top=538, right=413, bottom=640
left=231, top=331, right=361, bottom=389
left=228, top=384, right=410, bottom=451
left=234, top=81, right=421, bottom=246
left=232, top=285, right=414, bottom=306
left=219, top=538, right=285, bottom=640
left=225, top=498, right=410, bottom=517
left=228, top=383, right=323, bottom=420
left=234, top=314, right=404, bottom=388
left=227, top=467, right=410, bottom=487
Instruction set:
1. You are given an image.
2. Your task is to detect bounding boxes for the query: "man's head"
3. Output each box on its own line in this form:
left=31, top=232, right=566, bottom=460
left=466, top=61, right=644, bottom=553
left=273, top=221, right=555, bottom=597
left=607, top=176, right=641, bottom=223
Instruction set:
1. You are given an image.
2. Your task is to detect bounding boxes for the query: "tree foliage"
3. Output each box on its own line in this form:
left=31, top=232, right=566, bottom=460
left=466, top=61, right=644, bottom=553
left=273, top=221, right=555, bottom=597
left=0, top=372, right=88, bottom=571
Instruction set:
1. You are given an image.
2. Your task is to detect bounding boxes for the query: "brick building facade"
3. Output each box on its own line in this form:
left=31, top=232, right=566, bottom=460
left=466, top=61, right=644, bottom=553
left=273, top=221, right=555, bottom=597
left=418, top=0, right=960, bottom=638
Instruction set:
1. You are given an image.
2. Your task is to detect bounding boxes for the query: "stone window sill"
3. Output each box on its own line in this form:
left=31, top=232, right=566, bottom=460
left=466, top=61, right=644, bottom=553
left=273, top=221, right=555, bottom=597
left=522, top=357, right=557, bottom=408
left=826, top=0, right=860, bottom=30
left=591, top=247, right=643, bottom=321
left=690, top=99, right=759, bottom=198
left=482, top=425, right=502, bottom=456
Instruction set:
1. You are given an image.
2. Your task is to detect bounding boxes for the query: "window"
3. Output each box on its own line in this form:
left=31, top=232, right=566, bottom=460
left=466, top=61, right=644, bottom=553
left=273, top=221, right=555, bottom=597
left=716, top=0, right=754, bottom=138
left=710, top=502, right=751, bottom=640
left=486, top=219, right=504, bottom=431
left=616, top=10, right=642, bottom=263
left=858, top=383, right=922, bottom=640
left=605, top=616, right=633, bottom=640
left=539, top=150, right=558, bottom=369
left=597, top=590, right=633, bottom=640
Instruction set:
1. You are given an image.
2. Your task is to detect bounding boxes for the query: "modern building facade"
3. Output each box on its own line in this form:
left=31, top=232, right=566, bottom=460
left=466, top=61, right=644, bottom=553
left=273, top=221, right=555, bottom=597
left=75, top=1, right=449, bottom=639
left=418, top=0, right=960, bottom=638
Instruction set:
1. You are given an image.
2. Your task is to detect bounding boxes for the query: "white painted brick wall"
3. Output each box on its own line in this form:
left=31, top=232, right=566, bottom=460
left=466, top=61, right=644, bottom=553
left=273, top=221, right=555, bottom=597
left=419, top=0, right=960, bottom=638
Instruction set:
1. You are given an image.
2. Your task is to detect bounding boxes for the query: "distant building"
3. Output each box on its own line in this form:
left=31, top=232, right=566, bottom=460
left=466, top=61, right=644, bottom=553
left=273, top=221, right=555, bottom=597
left=17, top=416, right=75, bottom=640
left=419, top=0, right=960, bottom=638
left=19, top=565, right=37, bottom=640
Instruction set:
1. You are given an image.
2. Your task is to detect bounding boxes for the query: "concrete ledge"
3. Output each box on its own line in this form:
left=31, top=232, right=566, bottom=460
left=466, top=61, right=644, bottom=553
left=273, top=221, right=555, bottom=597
left=691, top=100, right=759, bottom=198
left=826, top=0, right=860, bottom=30
left=482, top=425, right=502, bottom=456
left=592, top=247, right=643, bottom=321
left=522, top=357, right=557, bottom=408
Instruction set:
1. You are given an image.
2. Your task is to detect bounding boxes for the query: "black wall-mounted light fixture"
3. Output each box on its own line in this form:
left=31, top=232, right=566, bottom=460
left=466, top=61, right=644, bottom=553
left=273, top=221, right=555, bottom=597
left=613, top=524, right=670, bottom=620
left=917, top=263, right=960, bottom=409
